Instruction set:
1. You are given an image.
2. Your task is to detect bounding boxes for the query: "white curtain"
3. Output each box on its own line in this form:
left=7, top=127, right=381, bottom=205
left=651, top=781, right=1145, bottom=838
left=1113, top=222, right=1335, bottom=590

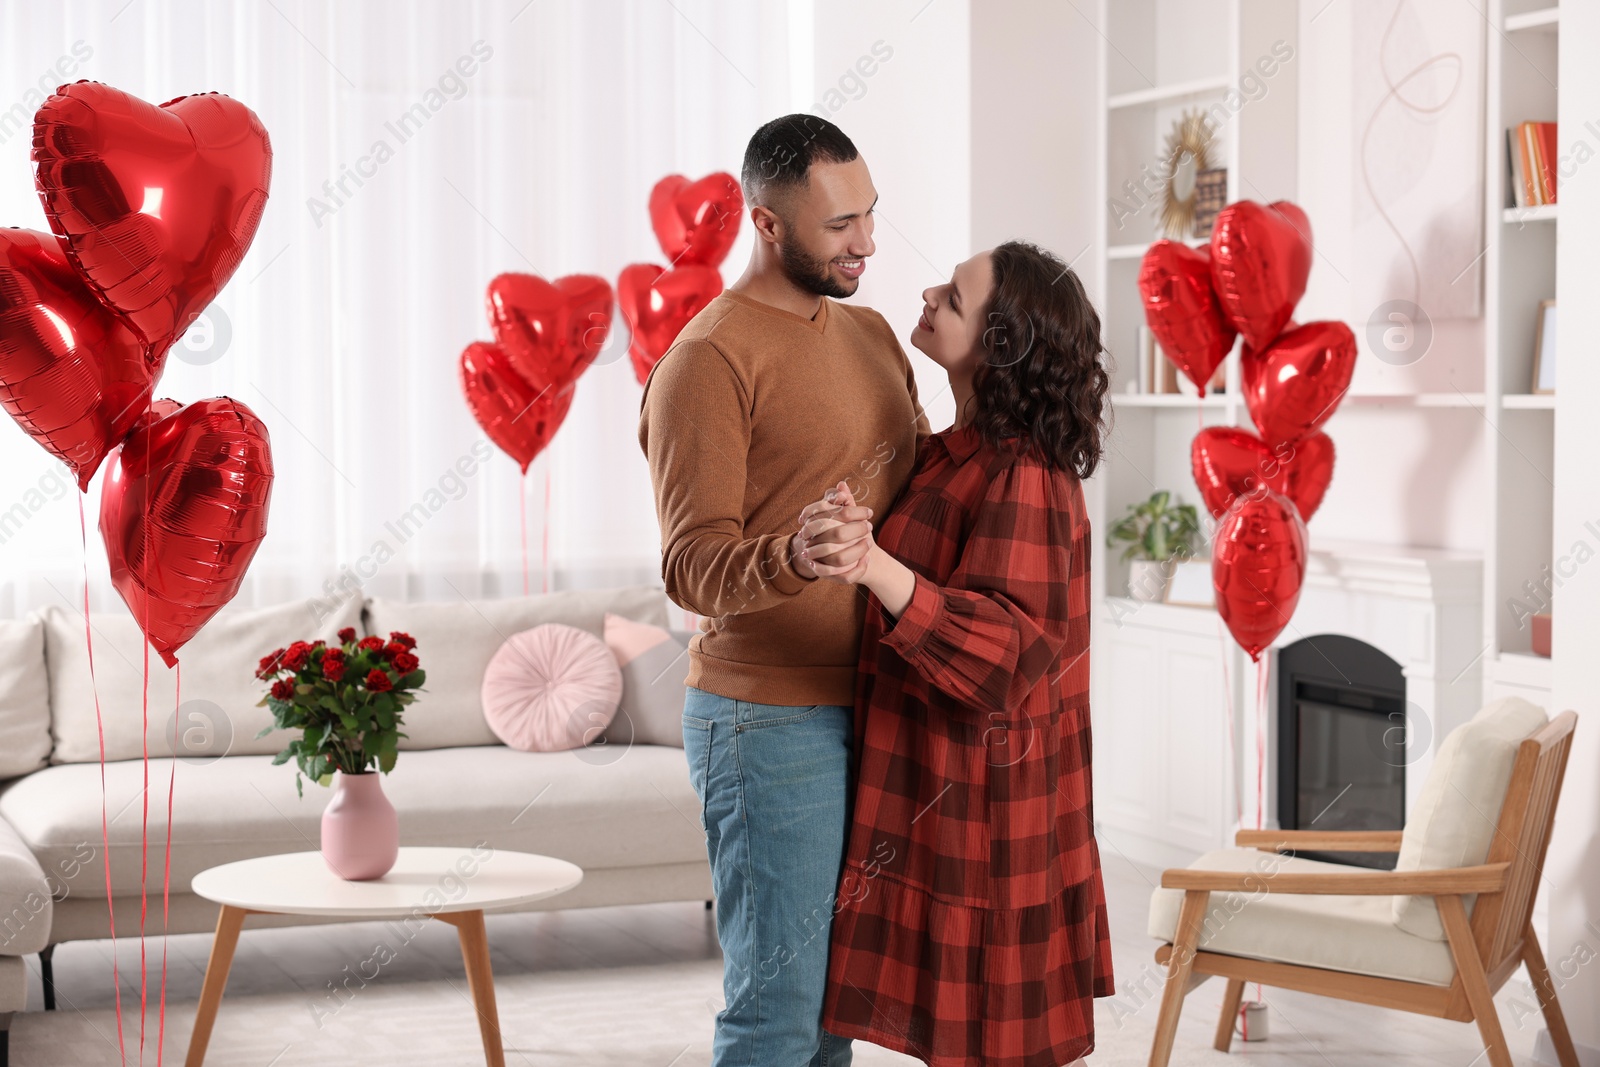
left=0, top=0, right=801, bottom=629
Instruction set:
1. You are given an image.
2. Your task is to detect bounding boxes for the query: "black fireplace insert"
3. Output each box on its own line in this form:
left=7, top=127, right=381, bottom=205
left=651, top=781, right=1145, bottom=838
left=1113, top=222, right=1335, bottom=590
left=1275, top=634, right=1407, bottom=870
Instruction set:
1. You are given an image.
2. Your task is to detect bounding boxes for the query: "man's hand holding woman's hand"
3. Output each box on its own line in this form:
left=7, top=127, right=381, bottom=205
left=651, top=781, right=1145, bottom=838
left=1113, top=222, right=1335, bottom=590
left=792, top=481, right=877, bottom=585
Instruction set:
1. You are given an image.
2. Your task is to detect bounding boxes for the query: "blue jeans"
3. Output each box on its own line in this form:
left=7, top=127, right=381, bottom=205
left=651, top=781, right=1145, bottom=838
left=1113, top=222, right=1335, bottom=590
left=683, top=685, right=855, bottom=1067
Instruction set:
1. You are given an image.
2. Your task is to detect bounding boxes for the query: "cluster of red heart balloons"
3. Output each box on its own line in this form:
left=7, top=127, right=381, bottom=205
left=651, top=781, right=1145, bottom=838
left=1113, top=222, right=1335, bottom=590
left=0, top=81, right=274, bottom=667
left=1138, top=200, right=1357, bottom=660
left=462, top=171, right=743, bottom=470
left=619, top=172, right=742, bottom=384
left=460, top=272, right=613, bottom=473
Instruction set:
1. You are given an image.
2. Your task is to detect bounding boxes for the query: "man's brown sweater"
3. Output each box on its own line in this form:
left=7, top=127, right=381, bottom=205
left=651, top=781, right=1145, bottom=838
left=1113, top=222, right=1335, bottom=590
left=637, top=288, right=931, bottom=707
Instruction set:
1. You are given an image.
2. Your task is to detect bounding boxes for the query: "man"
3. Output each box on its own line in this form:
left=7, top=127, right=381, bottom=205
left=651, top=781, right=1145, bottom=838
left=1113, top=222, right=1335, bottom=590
left=638, top=114, right=930, bottom=1066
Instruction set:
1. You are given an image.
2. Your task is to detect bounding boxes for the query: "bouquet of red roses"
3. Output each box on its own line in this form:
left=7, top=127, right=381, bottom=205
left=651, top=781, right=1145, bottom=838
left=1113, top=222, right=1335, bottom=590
left=254, top=626, right=427, bottom=797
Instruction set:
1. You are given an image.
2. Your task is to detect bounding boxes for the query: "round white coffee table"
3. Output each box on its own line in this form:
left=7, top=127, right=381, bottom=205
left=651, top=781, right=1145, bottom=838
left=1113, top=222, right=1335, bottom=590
left=185, top=846, right=583, bottom=1067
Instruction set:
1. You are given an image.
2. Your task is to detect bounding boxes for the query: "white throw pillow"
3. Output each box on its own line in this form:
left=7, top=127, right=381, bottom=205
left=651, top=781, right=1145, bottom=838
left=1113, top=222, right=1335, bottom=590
left=0, top=615, right=51, bottom=779
left=40, top=596, right=364, bottom=764
left=1391, top=696, right=1548, bottom=939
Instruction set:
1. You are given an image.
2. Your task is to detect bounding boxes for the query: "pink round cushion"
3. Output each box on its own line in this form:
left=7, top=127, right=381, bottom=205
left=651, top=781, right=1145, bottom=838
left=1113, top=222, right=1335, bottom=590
left=480, top=624, right=623, bottom=752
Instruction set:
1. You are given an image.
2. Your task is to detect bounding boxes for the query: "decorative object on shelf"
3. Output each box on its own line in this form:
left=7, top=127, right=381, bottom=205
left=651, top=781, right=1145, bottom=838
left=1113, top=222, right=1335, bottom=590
left=1531, top=299, right=1556, bottom=394
left=1212, top=490, right=1308, bottom=661
left=1530, top=613, right=1551, bottom=657
left=1191, top=426, right=1335, bottom=522
left=1163, top=560, right=1215, bottom=608
left=1137, top=241, right=1236, bottom=397
left=1192, top=168, right=1228, bottom=238
left=1106, top=490, right=1201, bottom=602
left=1158, top=110, right=1216, bottom=240
left=1209, top=200, right=1313, bottom=351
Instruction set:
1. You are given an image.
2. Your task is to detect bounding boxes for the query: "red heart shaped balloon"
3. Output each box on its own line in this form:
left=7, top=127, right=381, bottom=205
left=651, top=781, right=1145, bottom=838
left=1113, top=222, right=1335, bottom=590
left=485, top=273, right=612, bottom=395
left=100, top=396, right=274, bottom=667
left=460, top=341, right=574, bottom=473
left=1191, top=426, right=1336, bottom=521
left=1279, top=430, right=1335, bottom=521
left=0, top=228, right=154, bottom=490
left=1242, top=320, right=1356, bottom=447
left=648, top=173, right=743, bottom=269
left=1209, top=200, right=1312, bottom=350
left=32, top=82, right=272, bottom=359
left=617, top=263, right=723, bottom=385
left=1138, top=241, right=1237, bottom=397
left=1213, top=489, right=1308, bottom=662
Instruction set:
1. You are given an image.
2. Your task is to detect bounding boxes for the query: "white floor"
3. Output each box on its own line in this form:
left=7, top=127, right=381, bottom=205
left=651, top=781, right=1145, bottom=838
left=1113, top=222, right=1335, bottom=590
left=9, top=848, right=1548, bottom=1065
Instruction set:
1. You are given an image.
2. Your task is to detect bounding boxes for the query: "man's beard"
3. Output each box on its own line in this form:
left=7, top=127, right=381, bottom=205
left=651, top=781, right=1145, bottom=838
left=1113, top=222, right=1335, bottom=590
left=779, top=236, right=855, bottom=299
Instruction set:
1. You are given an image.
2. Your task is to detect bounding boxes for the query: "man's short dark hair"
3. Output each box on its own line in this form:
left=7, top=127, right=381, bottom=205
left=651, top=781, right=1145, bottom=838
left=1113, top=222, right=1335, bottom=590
left=740, top=114, right=859, bottom=209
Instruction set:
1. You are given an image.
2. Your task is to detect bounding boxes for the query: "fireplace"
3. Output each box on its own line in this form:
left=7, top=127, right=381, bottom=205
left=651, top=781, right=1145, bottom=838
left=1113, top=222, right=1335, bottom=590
left=1275, top=634, right=1407, bottom=870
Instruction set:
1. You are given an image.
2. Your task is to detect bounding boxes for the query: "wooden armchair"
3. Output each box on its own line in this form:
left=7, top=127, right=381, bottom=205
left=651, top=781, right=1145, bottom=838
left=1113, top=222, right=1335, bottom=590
left=1146, top=705, right=1578, bottom=1067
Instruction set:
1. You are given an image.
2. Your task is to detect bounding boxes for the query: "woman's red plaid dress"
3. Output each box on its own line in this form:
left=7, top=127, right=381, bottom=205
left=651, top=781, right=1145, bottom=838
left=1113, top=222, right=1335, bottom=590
left=821, top=421, right=1114, bottom=1067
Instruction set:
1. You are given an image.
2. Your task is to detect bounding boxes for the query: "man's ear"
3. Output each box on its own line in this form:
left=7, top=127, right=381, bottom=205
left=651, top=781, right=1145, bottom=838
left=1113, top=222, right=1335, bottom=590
left=749, top=203, right=784, bottom=246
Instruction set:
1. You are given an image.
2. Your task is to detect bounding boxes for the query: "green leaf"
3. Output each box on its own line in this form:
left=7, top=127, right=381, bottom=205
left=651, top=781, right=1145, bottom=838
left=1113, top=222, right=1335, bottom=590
left=378, top=748, right=396, bottom=774
left=317, top=772, right=334, bottom=788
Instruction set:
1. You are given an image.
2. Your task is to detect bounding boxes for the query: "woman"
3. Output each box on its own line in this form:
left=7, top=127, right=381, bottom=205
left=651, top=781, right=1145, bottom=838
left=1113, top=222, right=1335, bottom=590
left=795, top=240, right=1114, bottom=1066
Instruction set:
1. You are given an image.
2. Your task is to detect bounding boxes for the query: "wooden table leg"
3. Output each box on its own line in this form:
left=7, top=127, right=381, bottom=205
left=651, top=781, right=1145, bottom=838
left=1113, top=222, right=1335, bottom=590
left=185, top=905, right=250, bottom=1067
left=436, top=910, right=504, bottom=1067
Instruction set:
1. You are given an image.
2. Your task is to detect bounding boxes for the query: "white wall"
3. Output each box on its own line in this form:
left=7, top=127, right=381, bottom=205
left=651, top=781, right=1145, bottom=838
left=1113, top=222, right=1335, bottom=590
left=811, top=0, right=971, bottom=433
left=1547, top=0, right=1600, bottom=1053
left=1292, top=2, right=1488, bottom=553
left=969, top=2, right=1099, bottom=278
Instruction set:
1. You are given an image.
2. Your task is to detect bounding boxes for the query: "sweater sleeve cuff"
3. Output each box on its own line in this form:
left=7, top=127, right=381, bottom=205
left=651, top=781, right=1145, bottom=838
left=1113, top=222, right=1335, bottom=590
left=768, top=539, right=816, bottom=596
left=880, top=571, right=942, bottom=659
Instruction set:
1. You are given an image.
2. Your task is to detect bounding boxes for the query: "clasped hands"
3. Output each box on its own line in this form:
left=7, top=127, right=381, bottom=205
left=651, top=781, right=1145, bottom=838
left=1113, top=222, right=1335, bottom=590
left=791, top=481, right=878, bottom=585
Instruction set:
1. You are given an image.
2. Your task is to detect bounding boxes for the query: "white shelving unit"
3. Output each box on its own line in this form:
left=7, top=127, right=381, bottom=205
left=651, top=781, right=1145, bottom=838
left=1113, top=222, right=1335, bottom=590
left=1087, top=1, right=1563, bottom=870
left=1482, top=0, right=1559, bottom=701
left=1088, top=0, right=1298, bottom=864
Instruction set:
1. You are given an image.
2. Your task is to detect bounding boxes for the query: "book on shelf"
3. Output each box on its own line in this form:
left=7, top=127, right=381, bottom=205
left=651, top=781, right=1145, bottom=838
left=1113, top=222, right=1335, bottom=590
left=1507, top=121, right=1558, bottom=207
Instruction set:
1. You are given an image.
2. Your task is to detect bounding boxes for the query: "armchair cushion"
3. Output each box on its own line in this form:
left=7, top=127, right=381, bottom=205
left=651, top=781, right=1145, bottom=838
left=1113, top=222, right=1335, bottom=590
left=1148, top=846, right=1456, bottom=986
left=1392, top=696, right=1548, bottom=939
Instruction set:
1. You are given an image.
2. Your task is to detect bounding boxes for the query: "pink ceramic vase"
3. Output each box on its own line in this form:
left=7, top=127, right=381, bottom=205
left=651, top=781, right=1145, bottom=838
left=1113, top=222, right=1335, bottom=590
left=320, top=771, right=399, bottom=880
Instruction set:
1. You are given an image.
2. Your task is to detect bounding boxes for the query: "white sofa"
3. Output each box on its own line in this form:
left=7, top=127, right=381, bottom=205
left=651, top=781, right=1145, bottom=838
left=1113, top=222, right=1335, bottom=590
left=0, top=583, right=711, bottom=1060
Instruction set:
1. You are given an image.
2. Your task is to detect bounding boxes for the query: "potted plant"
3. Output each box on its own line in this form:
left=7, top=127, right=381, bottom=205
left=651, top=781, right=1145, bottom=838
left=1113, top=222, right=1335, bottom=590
left=1106, top=490, right=1202, bottom=602
left=254, top=626, right=426, bottom=880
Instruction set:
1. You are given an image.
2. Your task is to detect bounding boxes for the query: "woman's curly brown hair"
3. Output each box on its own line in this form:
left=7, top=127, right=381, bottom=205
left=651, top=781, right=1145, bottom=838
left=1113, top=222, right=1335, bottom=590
left=967, top=240, right=1109, bottom=479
